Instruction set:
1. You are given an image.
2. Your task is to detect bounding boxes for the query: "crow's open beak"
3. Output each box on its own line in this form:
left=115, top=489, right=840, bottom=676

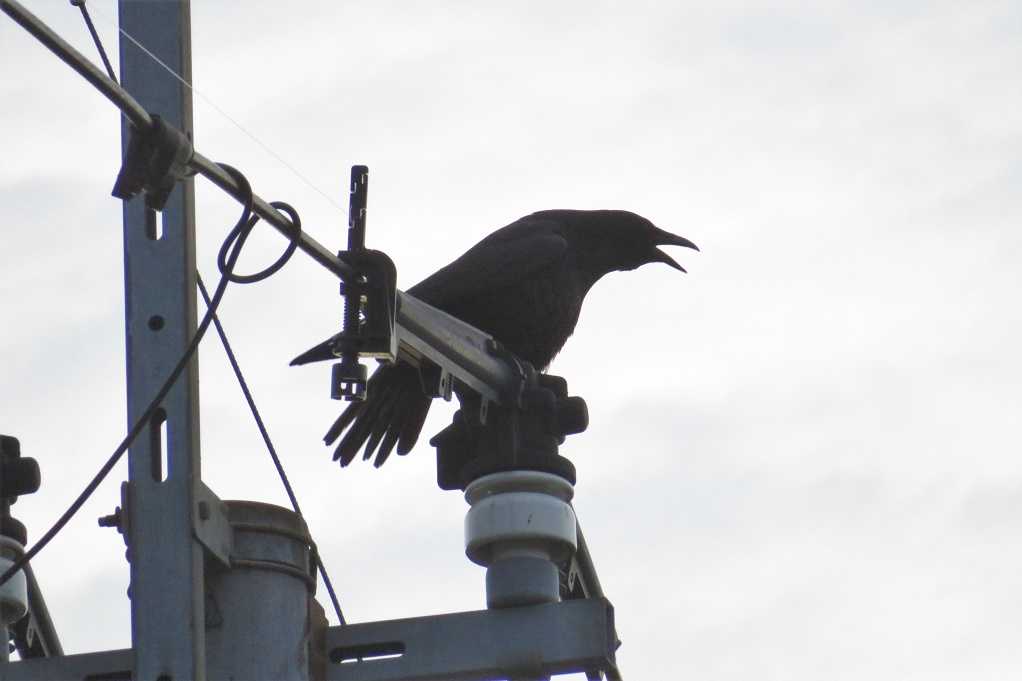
left=651, top=227, right=699, bottom=272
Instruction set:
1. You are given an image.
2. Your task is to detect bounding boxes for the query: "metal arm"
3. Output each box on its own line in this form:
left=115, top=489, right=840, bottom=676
left=0, top=0, right=528, bottom=408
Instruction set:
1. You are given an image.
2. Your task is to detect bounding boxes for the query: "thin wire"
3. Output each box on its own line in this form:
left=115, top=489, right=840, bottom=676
left=196, top=274, right=346, bottom=626
left=71, top=1, right=115, bottom=82
left=83, top=1, right=346, bottom=214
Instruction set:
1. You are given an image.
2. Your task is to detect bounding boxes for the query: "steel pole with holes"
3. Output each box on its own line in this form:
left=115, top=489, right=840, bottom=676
left=118, top=2, right=206, bottom=679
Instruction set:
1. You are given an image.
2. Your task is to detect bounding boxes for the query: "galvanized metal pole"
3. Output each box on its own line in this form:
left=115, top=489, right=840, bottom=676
left=117, top=2, right=205, bottom=679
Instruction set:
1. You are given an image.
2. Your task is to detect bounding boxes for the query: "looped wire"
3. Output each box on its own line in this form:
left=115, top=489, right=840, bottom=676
left=217, top=198, right=302, bottom=285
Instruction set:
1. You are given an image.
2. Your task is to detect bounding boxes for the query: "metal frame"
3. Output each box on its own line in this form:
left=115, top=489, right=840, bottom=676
left=0, top=2, right=624, bottom=680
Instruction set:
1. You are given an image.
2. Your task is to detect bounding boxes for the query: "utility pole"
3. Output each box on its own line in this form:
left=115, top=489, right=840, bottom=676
left=117, top=2, right=206, bottom=678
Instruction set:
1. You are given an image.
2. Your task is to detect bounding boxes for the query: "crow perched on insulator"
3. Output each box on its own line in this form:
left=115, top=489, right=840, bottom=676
left=291, top=209, right=698, bottom=467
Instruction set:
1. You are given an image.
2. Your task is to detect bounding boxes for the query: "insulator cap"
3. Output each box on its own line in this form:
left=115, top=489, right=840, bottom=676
left=0, top=435, right=41, bottom=502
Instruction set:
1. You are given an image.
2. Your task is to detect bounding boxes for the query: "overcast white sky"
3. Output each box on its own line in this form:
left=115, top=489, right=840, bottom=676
left=1, top=1, right=1021, bottom=679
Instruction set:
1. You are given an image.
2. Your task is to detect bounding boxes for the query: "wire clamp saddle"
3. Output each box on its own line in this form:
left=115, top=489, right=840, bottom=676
left=111, top=114, right=193, bottom=210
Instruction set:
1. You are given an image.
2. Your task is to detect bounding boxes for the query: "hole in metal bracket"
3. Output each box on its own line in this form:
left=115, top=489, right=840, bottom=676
left=150, top=408, right=168, bottom=482
left=144, top=208, right=164, bottom=240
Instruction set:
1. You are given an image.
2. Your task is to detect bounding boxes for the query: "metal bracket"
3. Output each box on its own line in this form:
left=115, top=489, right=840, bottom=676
left=111, top=114, right=194, bottom=210
left=193, top=483, right=232, bottom=568
left=323, top=598, right=616, bottom=681
left=394, top=293, right=525, bottom=405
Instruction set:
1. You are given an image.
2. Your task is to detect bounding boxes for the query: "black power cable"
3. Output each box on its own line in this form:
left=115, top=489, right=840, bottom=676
left=217, top=202, right=301, bottom=284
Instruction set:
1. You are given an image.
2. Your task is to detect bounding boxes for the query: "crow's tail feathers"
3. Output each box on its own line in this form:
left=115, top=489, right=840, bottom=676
left=324, top=363, right=432, bottom=468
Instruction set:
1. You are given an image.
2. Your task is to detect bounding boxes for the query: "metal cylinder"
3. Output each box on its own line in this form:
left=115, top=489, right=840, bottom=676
left=205, top=501, right=316, bottom=681
left=464, top=471, right=577, bottom=609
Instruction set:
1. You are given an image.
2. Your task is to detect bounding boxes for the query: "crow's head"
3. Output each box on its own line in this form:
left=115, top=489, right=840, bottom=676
left=555, top=209, right=698, bottom=276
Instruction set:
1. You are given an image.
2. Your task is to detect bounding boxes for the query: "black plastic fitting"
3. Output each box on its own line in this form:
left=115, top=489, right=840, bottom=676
left=111, top=115, right=194, bottom=210
left=431, top=372, right=588, bottom=491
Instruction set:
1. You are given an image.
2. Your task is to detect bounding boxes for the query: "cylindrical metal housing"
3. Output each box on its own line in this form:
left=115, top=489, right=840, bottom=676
left=205, top=501, right=316, bottom=681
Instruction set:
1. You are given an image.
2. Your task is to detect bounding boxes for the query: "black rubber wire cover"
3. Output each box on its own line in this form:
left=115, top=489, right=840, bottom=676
left=216, top=200, right=302, bottom=283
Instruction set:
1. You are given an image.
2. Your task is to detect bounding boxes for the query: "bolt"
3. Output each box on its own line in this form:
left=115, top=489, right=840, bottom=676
left=98, top=506, right=122, bottom=529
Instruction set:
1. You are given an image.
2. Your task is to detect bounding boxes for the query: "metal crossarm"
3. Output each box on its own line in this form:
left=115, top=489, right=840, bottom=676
left=323, top=599, right=616, bottom=681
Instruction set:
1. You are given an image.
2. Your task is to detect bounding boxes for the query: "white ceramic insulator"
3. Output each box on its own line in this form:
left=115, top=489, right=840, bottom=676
left=464, top=470, right=578, bottom=567
left=0, top=536, right=27, bottom=624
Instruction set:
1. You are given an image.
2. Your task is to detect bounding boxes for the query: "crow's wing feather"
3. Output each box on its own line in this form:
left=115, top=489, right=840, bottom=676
left=328, top=362, right=427, bottom=466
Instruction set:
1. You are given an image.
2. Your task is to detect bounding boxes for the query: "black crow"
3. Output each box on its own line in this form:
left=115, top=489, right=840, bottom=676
left=291, top=209, right=697, bottom=467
